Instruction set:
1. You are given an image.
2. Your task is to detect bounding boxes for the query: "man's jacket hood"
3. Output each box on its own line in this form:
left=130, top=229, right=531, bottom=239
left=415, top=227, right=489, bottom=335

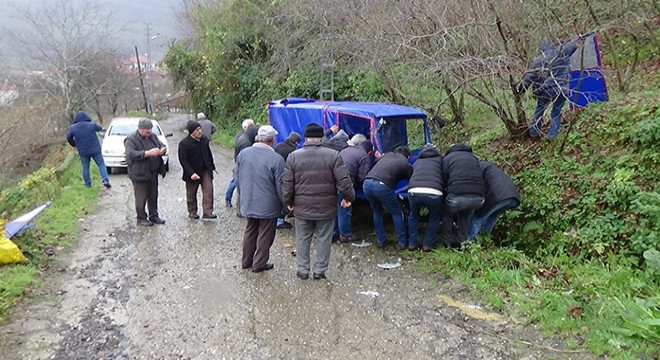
left=73, top=112, right=92, bottom=124
left=445, top=143, right=473, bottom=156
left=418, top=145, right=441, bottom=159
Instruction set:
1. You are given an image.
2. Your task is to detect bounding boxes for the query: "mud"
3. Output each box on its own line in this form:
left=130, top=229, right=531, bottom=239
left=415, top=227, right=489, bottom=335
left=0, top=115, right=587, bottom=359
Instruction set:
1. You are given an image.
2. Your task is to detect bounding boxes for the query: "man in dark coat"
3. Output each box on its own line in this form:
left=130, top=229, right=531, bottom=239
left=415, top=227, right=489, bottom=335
left=407, top=144, right=444, bottom=252
left=440, top=143, right=484, bottom=248
left=125, top=119, right=167, bottom=226
left=225, top=119, right=257, bottom=208
left=468, top=161, right=520, bottom=241
left=335, top=134, right=372, bottom=242
left=363, top=146, right=412, bottom=249
left=274, top=131, right=301, bottom=229
left=235, top=125, right=286, bottom=273
left=519, top=36, right=584, bottom=140
left=283, top=123, right=355, bottom=280
left=66, top=111, right=110, bottom=188
left=178, top=121, right=217, bottom=220
left=274, top=131, right=301, bottom=161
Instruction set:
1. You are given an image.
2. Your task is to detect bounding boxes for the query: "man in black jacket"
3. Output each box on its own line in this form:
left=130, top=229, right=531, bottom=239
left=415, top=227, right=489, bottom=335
left=274, top=131, right=301, bottom=161
left=274, top=131, right=301, bottom=229
left=363, top=146, right=412, bottom=249
left=440, top=143, right=484, bottom=248
left=407, top=144, right=444, bottom=252
left=468, top=161, right=520, bottom=240
left=125, top=119, right=167, bottom=226
left=179, top=121, right=217, bottom=220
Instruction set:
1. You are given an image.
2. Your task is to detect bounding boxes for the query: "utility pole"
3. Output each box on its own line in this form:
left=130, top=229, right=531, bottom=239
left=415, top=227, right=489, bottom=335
left=146, top=23, right=154, bottom=114
left=135, top=46, right=148, bottom=111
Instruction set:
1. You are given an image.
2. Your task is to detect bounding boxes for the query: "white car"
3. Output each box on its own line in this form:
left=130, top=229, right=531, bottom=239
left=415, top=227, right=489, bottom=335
left=101, top=117, right=173, bottom=173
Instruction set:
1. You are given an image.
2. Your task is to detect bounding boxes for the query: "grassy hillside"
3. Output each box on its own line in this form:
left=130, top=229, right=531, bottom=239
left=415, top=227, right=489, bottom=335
left=422, top=68, right=659, bottom=358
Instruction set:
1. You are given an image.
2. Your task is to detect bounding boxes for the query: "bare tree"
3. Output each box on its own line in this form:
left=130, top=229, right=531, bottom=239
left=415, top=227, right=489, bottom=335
left=4, top=0, right=122, bottom=125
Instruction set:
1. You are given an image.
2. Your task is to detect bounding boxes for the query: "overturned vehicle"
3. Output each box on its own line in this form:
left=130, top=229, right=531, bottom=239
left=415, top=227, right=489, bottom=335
left=268, top=98, right=433, bottom=196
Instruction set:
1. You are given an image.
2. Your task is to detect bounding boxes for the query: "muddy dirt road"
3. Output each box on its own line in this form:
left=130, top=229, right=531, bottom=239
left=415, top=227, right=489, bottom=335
left=0, top=115, right=579, bottom=359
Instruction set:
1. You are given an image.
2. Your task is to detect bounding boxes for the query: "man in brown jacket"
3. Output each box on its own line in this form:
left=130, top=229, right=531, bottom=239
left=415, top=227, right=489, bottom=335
left=283, top=123, right=355, bottom=280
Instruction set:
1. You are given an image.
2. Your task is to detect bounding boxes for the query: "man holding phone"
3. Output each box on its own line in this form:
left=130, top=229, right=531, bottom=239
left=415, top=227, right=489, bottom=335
left=125, top=118, right=168, bottom=226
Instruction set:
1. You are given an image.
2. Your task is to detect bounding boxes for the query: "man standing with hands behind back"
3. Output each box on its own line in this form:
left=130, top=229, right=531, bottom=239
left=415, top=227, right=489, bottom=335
left=283, top=123, right=355, bottom=280
left=179, top=121, right=216, bottom=220
left=125, top=118, right=167, bottom=226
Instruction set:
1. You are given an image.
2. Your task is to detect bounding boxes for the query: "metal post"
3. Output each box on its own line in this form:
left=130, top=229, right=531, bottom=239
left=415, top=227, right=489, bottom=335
left=146, top=23, right=154, bottom=114
left=135, top=46, right=148, bottom=111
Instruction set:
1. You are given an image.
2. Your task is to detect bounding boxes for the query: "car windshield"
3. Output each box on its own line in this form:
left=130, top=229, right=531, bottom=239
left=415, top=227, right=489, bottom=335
left=108, top=121, right=161, bottom=136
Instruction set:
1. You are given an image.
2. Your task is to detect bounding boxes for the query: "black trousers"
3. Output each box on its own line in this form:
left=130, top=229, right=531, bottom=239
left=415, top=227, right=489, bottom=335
left=132, top=174, right=159, bottom=220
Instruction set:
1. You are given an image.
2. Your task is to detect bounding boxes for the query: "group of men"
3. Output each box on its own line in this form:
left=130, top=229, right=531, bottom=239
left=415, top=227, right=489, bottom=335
left=65, top=111, right=520, bottom=281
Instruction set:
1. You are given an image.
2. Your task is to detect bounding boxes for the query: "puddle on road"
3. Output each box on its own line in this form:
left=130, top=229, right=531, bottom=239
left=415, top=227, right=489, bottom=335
left=436, top=294, right=506, bottom=324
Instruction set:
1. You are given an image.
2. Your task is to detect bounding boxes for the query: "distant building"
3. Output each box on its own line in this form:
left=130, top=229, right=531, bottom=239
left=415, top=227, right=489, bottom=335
left=0, top=81, right=19, bottom=107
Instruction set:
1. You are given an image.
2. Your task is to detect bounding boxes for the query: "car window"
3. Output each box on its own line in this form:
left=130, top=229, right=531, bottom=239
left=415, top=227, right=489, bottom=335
left=108, top=121, right=161, bottom=136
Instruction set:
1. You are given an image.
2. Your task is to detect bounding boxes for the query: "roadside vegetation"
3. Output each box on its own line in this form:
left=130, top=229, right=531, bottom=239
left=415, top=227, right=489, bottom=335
left=0, top=144, right=101, bottom=322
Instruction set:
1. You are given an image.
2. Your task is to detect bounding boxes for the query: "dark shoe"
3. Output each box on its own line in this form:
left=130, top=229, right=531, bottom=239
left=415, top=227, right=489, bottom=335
left=408, top=245, right=421, bottom=251
left=276, top=221, right=293, bottom=230
left=422, top=246, right=434, bottom=253
left=252, top=263, right=274, bottom=273
left=338, top=235, right=353, bottom=243
left=188, top=213, right=200, bottom=219
left=103, top=182, right=111, bottom=189
left=202, top=214, right=218, bottom=219
left=313, top=272, right=326, bottom=280
left=296, top=271, right=309, bottom=280
left=149, top=217, right=166, bottom=225
left=242, top=264, right=251, bottom=270
left=137, top=219, right=153, bottom=226
left=332, top=234, right=340, bottom=243
left=225, top=199, right=232, bottom=208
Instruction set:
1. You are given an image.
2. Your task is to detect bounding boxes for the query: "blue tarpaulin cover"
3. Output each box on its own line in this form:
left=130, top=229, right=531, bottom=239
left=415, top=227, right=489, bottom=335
left=568, top=34, right=608, bottom=108
left=268, top=99, right=428, bottom=146
left=268, top=99, right=430, bottom=197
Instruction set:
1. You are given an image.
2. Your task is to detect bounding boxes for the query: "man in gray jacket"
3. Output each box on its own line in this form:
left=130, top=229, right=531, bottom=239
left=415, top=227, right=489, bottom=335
left=125, top=119, right=167, bottom=226
left=235, top=125, right=286, bottom=273
left=283, top=123, right=355, bottom=280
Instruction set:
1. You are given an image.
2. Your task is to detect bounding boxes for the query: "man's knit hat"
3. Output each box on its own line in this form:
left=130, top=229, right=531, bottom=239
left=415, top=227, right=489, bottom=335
left=304, top=123, right=324, bottom=138
left=187, top=121, right=201, bottom=134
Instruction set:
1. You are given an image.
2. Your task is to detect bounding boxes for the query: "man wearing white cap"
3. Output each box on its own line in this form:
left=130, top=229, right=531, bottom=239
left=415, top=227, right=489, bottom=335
left=234, top=125, right=286, bottom=273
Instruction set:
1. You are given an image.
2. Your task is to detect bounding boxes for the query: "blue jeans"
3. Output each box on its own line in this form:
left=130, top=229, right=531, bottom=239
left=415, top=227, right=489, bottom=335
left=225, top=176, right=236, bottom=202
left=363, top=179, right=407, bottom=247
left=336, top=192, right=352, bottom=237
left=80, top=152, right=109, bottom=187
left=408, top=192, right=443, bottom=248
left=468, top=198, right=519, bottom=241
left=529, top=93, right=567, bottom=140
left=440, top=193, right=484, bottom=248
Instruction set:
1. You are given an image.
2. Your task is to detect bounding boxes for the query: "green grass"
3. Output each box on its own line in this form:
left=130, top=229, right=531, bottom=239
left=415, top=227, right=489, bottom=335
left=418, top=244, right=659, bottom=358
left=0, top=152, right=100, bottom=323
